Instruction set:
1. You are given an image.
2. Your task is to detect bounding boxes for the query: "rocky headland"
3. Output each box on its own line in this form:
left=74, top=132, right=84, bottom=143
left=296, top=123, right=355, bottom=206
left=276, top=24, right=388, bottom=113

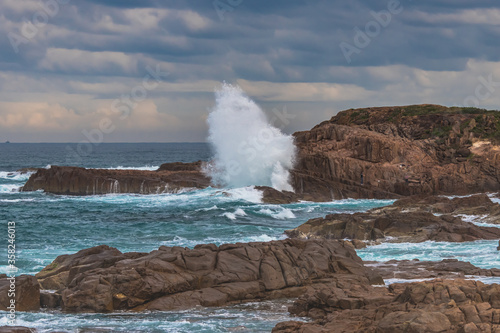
left=292, top=105, right=500, bottom=201
left=20, top=105, right=500, bottom=202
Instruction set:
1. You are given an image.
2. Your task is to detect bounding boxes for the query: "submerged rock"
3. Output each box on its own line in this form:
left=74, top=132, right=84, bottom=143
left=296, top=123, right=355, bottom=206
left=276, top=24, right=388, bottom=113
left=35, top=239, right=382, bottom=313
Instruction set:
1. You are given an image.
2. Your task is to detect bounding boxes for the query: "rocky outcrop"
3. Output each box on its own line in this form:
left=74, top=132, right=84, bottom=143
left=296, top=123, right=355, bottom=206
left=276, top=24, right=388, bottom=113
left=0, top=274, right=40, bottom=311
left=286, top=194, right=500, bottom=243
left=291, top=105, right=500, bottom=200
left=21, top=162, right=210, bottom=195
left=35, top=240, right=382, bottom=313
left=274, top=278, right=500, bottom=332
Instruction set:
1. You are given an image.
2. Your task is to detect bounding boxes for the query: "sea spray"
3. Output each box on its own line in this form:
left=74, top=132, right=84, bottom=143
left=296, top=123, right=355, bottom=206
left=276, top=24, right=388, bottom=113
left=205, top=84, right=296, bottom=191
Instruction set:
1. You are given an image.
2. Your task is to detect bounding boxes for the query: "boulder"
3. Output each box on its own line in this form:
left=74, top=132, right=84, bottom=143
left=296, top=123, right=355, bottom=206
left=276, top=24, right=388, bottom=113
left=0, top=275, right=40, bottom=311
left=36, top=239, right=383, bottom=313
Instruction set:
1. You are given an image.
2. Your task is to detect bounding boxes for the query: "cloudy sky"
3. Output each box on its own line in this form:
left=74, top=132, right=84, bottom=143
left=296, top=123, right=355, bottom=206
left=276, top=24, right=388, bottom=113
left=1, top=0, right=499, bottom=142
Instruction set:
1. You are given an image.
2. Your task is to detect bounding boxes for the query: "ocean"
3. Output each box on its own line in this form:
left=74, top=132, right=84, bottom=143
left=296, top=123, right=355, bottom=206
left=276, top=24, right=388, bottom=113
left=1, top=143, right=499, bottom=332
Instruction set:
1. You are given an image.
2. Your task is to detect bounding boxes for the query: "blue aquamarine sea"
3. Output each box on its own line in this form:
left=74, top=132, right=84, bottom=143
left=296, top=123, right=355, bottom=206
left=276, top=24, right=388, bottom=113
left=0, top=143, right=499, bottom=332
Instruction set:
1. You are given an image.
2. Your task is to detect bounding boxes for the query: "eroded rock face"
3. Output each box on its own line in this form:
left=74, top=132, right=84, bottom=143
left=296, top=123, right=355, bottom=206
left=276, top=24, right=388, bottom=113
left=35, top=239, right=382, bottom=313
left=21, top=163, right=210, bottom=195
left=286, top=194, right=500, bottom=243
left=0, top=275, right=40, bottom=312
left=291, top=105, right=500, bottom=200
left=274, top=279, right=500, bottom=333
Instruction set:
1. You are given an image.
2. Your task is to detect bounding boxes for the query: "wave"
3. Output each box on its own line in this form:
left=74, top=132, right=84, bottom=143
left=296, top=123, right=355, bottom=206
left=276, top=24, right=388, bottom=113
left=0, top=171, right=34, bottom=181
left=0, top=184, right=20, bottom=193
left=357, top=240, right=500, bottom=269
left=257, top=207, right=296, bottom=220
left=205, top=84, right=296, bottom=191
left=222, top=208, right=247, bottom=220
left=160, top=234, right=285, bottom=248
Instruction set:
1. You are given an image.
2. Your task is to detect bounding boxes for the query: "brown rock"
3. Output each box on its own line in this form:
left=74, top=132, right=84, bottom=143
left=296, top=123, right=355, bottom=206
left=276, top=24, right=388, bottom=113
left=286, top=208, right=500, bottom=243
left=274, top=279, right=500, bottom=332
left=0, top=275, right=40, bottom=311
left=21, top=163, right=210, bottom=195
left=291, top=105, right=500, bottom=200
left=36, top=239, right=382, bottom=313
left=0, top=327, right=36, bottom=333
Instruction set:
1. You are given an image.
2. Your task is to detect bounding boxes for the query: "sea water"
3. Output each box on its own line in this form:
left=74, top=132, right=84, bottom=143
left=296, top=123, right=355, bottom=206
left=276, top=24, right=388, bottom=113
left=0, top=143, right=499, bottom=332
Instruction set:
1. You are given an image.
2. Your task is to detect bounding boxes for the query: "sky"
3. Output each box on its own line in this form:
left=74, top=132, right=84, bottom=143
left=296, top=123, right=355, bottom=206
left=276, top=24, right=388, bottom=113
left=1, top=0, right=500, bottom=142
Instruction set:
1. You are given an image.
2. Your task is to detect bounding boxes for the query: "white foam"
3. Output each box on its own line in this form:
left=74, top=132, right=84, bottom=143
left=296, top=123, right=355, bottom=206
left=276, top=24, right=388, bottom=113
left=225, top=186, right=264, bottom=203
left=0, top=198, right=35, bottom=203
left=99, top=165, right=160, bottom=171
left=258, top=207, right=296, bottom=220
left=204, top=83, right=296, bottom=191
left=0, top=171, right=33, bottom=181
left=0, top=184, right=20, bottom=193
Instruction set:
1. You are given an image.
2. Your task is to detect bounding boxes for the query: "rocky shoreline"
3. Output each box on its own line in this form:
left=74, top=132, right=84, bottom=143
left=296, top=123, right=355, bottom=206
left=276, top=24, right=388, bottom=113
left=6, top=105, right=500, bottom=332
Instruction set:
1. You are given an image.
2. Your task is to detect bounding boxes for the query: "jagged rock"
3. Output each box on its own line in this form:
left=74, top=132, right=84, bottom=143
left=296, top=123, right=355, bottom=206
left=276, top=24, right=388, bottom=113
left=21, top=163, right=210, bottom=195
left=291, top=105, right=500, bottom=200
left=0, top=275, right=40, bottom=311
left=273, top=279, right=500, bottom=332
left=35, top=239, right=382, bottom=313
left=285, top=194, right=500, bottom=243
left=255, top=186, right=301, bottom=204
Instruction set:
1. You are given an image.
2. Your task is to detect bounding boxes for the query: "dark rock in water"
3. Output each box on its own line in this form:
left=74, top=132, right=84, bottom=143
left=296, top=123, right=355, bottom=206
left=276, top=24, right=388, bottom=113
left=291, top=105, right=500, bottom=200
left=0, top=327, right=36, bottom=333
left=273, top=278, right=500, bottom=332
left=368, top=259, right=500, bottom=281
left=40, top=290, right=62, bottom=309
left=21, top=164, right=211, bottom=195
left=35, top=239, right=382, bottom=313
left=255, top=186, right=301, bottom=204
left=286, top=194, right=500, bottom=243
left=0, top=275, right=40, bottom=311
left=157, top=161, right=204, bottom=172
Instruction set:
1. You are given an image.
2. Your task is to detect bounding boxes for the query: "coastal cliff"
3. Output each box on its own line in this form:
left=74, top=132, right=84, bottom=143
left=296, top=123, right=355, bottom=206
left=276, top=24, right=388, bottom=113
left=292, top=104, right=500, bottom=200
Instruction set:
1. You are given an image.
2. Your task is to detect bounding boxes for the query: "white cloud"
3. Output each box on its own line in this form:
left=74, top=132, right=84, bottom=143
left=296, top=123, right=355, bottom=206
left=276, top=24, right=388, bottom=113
left=38, top=48, right=140, bottom=74
left=411, top=8, right=500, bottom=26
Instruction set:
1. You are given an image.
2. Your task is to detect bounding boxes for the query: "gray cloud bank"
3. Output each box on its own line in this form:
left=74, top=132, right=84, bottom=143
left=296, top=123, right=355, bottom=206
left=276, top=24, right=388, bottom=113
left=0, top=0, right=499, bottom=142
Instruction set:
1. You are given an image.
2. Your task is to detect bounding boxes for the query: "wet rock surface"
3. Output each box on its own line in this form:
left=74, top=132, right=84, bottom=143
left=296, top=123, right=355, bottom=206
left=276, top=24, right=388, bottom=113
left=21, top=163, right=211, bottom=195
left=286, top=194, right=500, bottom=243
left=0, top=274, right=40, bottom=312
left=34, top=239, right=382, bottom=313
left=273, top=278, right=500, bottom=332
